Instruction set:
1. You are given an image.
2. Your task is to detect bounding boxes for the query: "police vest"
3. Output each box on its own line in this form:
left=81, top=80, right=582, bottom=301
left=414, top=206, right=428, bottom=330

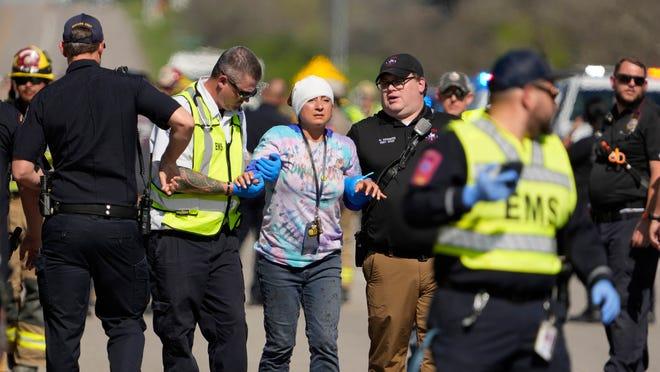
left=151, top=82, right=243, bottom=236
left=434, top=112, right=576, bottom=275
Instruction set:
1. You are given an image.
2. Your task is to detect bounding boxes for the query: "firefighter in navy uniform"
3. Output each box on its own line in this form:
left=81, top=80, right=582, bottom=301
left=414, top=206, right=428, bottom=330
left=11, top=13, right=194, bottom=371
left=404, top=50, right=620, bottom=371
left=3, top=44, right=54, bottom=372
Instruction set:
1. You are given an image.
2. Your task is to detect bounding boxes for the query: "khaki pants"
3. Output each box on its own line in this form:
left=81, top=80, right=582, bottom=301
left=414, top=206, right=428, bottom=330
left=1, top=196, right=45, bottom=369
left=363, top=252, right=436, bottom=372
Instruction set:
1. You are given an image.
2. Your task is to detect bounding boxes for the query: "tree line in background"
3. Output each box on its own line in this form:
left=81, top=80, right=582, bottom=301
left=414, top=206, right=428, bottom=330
left=128, top=0, right=660, bottom=86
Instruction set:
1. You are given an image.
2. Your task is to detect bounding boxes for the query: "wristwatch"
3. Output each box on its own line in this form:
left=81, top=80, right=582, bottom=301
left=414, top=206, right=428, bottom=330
left=647, top=212, right=660, bottom=221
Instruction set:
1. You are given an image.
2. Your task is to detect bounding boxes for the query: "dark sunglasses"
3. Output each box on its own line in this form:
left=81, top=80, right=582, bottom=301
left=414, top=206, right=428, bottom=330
left=222, top=71, right=258, bottom=99
left=530, top=82, right=559, bottom=100
left=615, top=73, right=646, bottom=86
left=376, top=76, right=415, bottom=90
left=440, top=87, right=467, bottom=100
left=13, top=77, right=49, bottom=86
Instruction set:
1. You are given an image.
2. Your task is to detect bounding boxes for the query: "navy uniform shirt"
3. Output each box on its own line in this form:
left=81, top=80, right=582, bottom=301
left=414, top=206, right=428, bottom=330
left=13, top=60, right=180, bottom=207
left=589, top=99, right=660, bottom=210
left=404, top=130, right=611, bottom=296
left=0, top=102, right=21, bottom=277
left=347, top=106, right=452, bottom=258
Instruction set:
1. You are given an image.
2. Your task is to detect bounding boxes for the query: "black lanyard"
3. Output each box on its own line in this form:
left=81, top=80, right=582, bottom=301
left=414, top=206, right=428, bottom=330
left=299, top=125, right=327, bottom=214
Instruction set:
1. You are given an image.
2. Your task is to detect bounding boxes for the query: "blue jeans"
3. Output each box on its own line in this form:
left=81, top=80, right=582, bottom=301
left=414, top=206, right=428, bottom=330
left=257, top=252, right=341, bottom=372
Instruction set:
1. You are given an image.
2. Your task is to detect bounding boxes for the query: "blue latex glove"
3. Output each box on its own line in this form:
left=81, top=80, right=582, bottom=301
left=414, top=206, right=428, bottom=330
left=461, top=164, right=520, bottom=208
left=591, top=279, right=620, bottom=325
left=232, top=172, right=265, bottom=198
left=254, top=153, right=282, bottom=183
left=343, top=174, right=373, bottom=210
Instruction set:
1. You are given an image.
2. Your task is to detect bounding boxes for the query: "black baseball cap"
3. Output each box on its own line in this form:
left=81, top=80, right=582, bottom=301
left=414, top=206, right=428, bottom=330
left=488, top=49, right=564, bottom=92
left=376, top=53, right=424, bottom=82
left=62, top=13, right=104, bottom=44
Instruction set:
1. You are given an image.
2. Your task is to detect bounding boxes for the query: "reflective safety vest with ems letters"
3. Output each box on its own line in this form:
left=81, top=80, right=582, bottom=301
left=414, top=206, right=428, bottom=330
left=151, top=82, right=243, bottom=236
left=434, top=111, right=576, bottom=275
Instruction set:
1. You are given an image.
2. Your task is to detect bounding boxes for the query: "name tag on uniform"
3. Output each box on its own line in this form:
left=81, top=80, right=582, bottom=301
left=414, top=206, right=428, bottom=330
left=378, top=136, right=396, bottom=144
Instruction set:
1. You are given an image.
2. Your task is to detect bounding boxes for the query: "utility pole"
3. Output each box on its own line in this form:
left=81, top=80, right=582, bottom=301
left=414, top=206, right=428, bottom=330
left=330, top=0, right=348, bottom=73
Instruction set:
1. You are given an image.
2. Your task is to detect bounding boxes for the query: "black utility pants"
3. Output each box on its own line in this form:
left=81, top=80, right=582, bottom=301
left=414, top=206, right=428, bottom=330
left=428, top=287, right=570, bottom=372
left=597, top=218, right=659, bottom=372
left=148, top=228, right=247, bottom=372
left=36, top=213, right=149, bottom=372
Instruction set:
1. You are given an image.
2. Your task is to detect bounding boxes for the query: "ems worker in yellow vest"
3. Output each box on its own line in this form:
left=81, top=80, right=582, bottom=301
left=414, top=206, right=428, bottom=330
left=404, top=50, right=621, bottom=371
left=148, top=46, right=263, bottom=372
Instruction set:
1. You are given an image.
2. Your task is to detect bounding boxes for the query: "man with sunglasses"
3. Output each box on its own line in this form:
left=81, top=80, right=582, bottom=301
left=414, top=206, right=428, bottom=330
left=435, top=71, right=474, bottom=118
left=590, top=58, right=660, bottom=372
left=347, top=53, right=453, bottom=372
left=405, top=49, right=619, bottom=371
left=148, top=46, right=264, bottom=372
left=2, top=45, right=54, bottom=372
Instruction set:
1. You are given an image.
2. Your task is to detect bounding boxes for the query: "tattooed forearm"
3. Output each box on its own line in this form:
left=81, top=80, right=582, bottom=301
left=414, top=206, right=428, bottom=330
left=176, top=167, right=229, bottom=194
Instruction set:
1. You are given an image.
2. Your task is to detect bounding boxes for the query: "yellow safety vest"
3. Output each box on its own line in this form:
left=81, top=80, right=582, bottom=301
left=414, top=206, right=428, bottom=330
left=9, top=150, right=53, bottom=193
left=434, top=111, right=576, bottom=275
left=151, top=82, right=243, bottom=236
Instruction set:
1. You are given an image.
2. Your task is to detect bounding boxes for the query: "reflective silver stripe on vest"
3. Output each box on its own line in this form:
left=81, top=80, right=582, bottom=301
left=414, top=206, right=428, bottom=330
left=472, top=119, right=570, bottom=189
left=473, top=119, right=519, bottom=161
left=194, top=95, right=216, bottom=176
left=531, top=142, right=543, bottom=165
left=437, top=227, right=557, bottom=253
left=521, top=165, right=572, bottom=189
left=151, top=187, right=229, bottom=212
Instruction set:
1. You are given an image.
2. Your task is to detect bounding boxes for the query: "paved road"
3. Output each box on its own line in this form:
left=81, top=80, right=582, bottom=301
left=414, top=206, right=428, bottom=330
left=76, top=241, right=660, bottom=372
left=0, top=1, right=146, bottom=100
left=2, top=2, right=659, bottom=372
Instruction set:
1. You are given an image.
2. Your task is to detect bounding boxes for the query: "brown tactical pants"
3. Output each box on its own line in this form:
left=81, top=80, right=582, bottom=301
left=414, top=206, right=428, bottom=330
left=363, top=252, right=437, bottom=372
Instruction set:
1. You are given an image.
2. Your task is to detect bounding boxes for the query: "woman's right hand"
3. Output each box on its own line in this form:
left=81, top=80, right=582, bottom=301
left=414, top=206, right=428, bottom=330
left=355, top=179, right=386, bottom=200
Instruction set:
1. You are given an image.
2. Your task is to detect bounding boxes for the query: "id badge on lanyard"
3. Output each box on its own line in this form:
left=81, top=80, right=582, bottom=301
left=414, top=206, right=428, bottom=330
left=299, top=126, right=327, bottom=256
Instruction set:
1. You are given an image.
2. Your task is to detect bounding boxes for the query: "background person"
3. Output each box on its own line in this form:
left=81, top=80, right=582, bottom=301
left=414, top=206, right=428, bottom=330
left=249, top=75, right=383, bottom=371
left=560, top=97, right=609, bottom=323
left=592, top=58, right=660, bottom=372
left=435, top=70, right=474, bottom=118
left=3, top=44, right=54, bottom=372
left=0, top=102, right=21, bottom=370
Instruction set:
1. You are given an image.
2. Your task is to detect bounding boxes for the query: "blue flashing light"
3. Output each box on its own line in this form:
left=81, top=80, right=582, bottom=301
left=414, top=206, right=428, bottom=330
left=477, top=72, right=492, bottom=88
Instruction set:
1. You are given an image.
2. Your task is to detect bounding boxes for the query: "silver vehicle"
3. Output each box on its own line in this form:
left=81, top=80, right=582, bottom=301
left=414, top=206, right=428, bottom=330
left=553, top=65, right=660, bottom=139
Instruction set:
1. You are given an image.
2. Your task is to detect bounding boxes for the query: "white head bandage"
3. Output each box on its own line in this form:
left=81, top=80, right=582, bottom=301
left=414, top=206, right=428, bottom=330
left=291, top=75, right=334, bottom=117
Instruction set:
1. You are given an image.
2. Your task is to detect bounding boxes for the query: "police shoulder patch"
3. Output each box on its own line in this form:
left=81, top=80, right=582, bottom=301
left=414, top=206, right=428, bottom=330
left=412, top=149, right=442, bottom=186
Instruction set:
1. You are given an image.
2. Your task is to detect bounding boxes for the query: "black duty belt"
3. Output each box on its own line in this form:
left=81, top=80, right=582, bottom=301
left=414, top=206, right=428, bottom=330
left=444, top=283, right=550, bottom=303
left=54, top=203, right=138, bottom=219
left=591, top=201, right=645, bottom=223
left=370, top=246, right=430, bottom=262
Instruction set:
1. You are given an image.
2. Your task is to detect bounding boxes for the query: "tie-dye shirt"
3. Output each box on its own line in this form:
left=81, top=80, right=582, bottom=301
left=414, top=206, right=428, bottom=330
left=252, top=125, right=361, bottom=268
